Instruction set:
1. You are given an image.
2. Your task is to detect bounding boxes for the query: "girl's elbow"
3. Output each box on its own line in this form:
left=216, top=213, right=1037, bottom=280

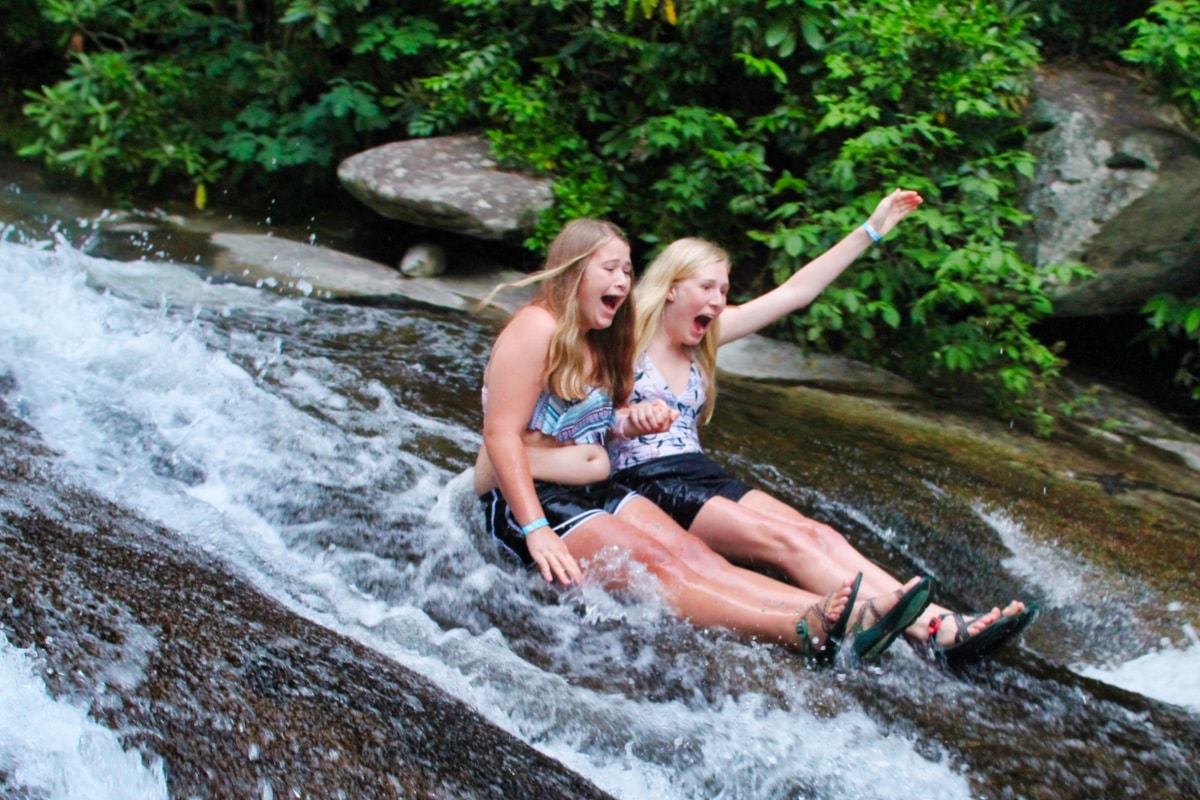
left=481, top=424, right=518, bottom=453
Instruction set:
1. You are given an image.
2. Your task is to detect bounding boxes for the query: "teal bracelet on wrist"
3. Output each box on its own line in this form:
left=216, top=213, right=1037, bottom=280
left=520, top=517, right=549, bottom=536
left=861, top=221, right=883, bottom=244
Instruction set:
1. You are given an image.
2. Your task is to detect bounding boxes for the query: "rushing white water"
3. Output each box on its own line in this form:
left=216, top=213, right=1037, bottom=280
left=980, top=505, right=1097, bottom=607
left=980, top=503, right=1200, bottom=714
left=0, top=233, right=979, bottom=798
left=1077, top=625, right=1200, bottom=713
left=0, top=632, right=168, bottom=800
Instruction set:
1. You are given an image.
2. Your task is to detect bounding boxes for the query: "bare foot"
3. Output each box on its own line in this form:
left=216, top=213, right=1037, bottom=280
left=794, top=576, right=855, bottom=655
left=930, top=600, right=1026, bottom=648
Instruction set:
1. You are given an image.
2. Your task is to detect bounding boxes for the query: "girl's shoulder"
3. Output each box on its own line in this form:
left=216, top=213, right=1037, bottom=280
left=488, top=305, right=556, bottom=377
left=502, top=304, right=557, bottom=340
left=512, top=302, right=556, bottom=325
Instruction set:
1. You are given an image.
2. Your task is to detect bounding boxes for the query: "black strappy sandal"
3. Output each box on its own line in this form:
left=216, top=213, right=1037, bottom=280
left=928, top=605, right=1040, bottom=666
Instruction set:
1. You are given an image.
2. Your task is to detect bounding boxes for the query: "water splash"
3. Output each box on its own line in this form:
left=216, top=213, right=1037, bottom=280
left=1077, top=625, right=1200, bottom=713
left=0, top=237, right=976, bottom=798
left=975, top=503, right=1095, bottom=606
left=0, top=632, right=168, bottom=800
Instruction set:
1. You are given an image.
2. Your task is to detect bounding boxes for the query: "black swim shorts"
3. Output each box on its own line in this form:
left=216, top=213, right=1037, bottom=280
left=611, top=452, right=750, bottom=530
left=480, top=479, right=639, bottom=568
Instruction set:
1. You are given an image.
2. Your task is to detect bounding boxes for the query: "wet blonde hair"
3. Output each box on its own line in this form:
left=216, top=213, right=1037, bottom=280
left=634, top=237, right=729, bottom=424
left=479, top=219, right=636, bottom=403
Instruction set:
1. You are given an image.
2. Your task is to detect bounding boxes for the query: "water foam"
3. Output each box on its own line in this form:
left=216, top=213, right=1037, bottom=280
left=0, top=237, right=980, bottom=799
left=0, top=632, right=168, bottom=800
left=1076, top=625, right=1200, bottom=714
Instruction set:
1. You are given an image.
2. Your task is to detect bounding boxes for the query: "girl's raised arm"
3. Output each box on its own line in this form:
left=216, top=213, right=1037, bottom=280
left=719, top=188, right=922, bottom=344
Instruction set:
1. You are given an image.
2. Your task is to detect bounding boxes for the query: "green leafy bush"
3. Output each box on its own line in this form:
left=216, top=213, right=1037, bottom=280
left=751, top=0, right=1089, bottom=429
left=1123, top=0, right=1200, bottom=125
left=20, top=50, right=223, bottom=190
left=441, top=0, right=1076, bottom=426
left=17, top=0, right=423, bottom=201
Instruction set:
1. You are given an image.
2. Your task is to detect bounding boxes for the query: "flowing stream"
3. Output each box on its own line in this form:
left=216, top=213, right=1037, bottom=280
left=1, top=172, right=1198, bottom=799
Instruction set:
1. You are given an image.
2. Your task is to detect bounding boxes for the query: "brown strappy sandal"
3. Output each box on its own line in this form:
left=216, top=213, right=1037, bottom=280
left=795, top=573, right=861, bottom=666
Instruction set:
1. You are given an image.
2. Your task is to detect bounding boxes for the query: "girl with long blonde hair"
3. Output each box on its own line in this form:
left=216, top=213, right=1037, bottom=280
left=608, top=191, right=1039, bottom=665
left=473, top=218, right=932, bottom=663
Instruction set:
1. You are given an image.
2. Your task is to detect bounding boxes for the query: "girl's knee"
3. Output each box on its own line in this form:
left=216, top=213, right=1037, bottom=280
left=758, top=520, right=815, bottom=560
left=811, top=521, right=850, bottom=550
left=636, top=543, right=703, bottom=586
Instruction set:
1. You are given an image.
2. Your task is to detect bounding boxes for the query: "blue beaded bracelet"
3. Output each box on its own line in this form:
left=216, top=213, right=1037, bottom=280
left=520, top=517, right=549, bottom=536
left=861, top=221, right=883, bottom=244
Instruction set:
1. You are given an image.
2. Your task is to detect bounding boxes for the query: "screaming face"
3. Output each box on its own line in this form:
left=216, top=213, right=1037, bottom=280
left=578, top=237, right=633, bottom=331
left=666, top=259, right=730, bottom=346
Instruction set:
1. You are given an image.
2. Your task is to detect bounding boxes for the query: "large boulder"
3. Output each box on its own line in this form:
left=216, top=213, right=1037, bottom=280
left=337, top=135, right=555, bottom=241
left=1022, top=67, right=1200, bottom=317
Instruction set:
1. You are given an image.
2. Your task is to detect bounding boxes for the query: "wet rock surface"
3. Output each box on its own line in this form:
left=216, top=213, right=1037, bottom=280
left=4, top=159, right=1199, bottom=799
left=0, top=402, right=613, bottom=800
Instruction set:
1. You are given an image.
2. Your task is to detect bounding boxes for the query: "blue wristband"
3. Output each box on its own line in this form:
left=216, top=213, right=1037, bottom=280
left=861, top=221, right=883, bottom=244
left=520, top=517, right=549, bottom=536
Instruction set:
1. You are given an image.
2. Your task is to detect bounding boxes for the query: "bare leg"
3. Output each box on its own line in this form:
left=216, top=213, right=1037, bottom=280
left=693, top=490, right=1025, bottom=642
left=694, top=491, right=897, bottom=595
left=619, top=496, right=831, bottom=610
left=563, top=498, right=911, bottom=653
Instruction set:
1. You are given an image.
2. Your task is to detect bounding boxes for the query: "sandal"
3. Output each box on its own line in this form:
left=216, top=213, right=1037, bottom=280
left=796, top=572, right=862, bottom=666
left=849, top=576, right=935, bottom=662
left=929, top=604, right=1040, bottom=666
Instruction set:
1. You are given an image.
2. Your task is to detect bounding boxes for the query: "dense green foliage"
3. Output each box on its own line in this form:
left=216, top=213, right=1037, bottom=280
left=1124, top=0, right=1200, bottom=123
left=4, top=0, right=1198, bottom=421
left=1123, top=1, right=1200, bottom=400
left=14, top=0, right=412, bottom=198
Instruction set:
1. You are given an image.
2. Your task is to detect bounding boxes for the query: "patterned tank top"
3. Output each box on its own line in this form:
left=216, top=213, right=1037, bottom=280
left=482, top=385, right=615, bottom=445
left=607, top=352, right=705, bottom=470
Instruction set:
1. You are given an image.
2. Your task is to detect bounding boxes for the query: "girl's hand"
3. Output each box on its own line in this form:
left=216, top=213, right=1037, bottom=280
left=622, top=400, right=679, bottom=437
left=525, top=526, right=583, bottom=585
left=866, top=188, right=923, bottom=238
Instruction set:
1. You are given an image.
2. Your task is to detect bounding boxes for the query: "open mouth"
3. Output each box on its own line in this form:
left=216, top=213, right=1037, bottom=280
left=693, top=314, right=715, bottom=335
left=601, top=294, right=623, bottom=312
